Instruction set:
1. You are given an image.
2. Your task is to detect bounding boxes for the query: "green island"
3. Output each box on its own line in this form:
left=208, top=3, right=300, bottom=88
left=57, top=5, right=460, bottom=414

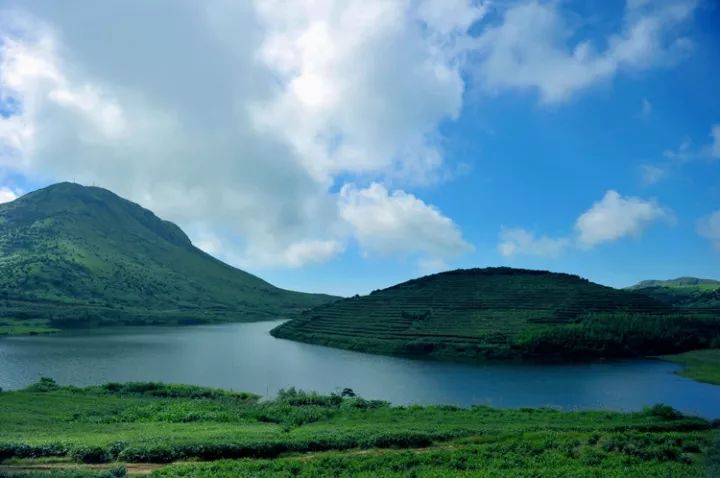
left=272, top=268, right=720, bottom=362
left=0, top=380, right=718, bottom=478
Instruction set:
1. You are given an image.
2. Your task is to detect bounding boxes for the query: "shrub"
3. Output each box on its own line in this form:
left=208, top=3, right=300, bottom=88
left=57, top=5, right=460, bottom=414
left=71, top=445, right=111, bottom=464
left=645, top=404, right=683, bottom=421
left=24, top=377, right=60, bottom=392
left=108, top=465, right=127, bottom=478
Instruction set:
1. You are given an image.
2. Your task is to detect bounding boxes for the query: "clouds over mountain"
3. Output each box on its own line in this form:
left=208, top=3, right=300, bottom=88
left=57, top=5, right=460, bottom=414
left=0, top=0, right=701, bottom=271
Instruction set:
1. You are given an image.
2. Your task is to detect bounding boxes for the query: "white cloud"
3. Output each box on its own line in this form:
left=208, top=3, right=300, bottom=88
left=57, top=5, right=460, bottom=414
left=252, top=0, right=486, bottom=185
left=663, top=138, right=694, bottom=162
left=471, top=0, right=696, bottom=103
left=499, top=190, right=672, bottom=256
left=339, top=183, right=472, bottom=264
left=239, top=238, right=346, bottom=269
left=0, top=2, right=483, bottom=269
left=0, top=186, right=19, bottom=204
left=498, top=227, right=569, bottom=258
left=0, top=26, right=127, bottom=163
left=575, top=190, right=671, bottom=248
left=0, top=1, right=700, bottom=271
left=663, top=123, right=720, bottom=162
left=697, top=210, right=720, bottom=251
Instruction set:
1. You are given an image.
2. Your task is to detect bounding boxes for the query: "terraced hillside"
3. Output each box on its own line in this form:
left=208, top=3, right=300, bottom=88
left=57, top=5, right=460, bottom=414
left=0, top=182, right=337, bottom=330
left=272, top=268, right=720, bottom=361
left=628, top=277, right=720, bottom=308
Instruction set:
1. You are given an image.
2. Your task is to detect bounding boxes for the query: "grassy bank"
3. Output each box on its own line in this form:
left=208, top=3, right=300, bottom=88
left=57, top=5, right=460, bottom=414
left=0, top=380, right=717, bottom=477
left=662, top=349, right=720, bottom=385
left=0, top=319, right=60, bottom=337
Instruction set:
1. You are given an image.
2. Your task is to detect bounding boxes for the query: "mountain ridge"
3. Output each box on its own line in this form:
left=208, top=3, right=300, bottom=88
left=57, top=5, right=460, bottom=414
left=628, top=277, right=720, bottom=289
left=0, top=182, right=337, bottom=329
left=627, top=277, right=720, bottom=308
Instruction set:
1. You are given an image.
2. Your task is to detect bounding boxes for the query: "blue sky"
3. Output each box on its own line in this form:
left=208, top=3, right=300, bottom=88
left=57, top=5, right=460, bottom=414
left=0, top=0, right=718, bottom=296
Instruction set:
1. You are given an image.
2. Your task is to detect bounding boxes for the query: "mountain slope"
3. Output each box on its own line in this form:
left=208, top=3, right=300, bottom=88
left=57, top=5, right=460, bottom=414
left=272, top=268, right=720, bottom=360
left=627, top=277, right=720, bottom=308
left=0, top=182, right=337, bottom=327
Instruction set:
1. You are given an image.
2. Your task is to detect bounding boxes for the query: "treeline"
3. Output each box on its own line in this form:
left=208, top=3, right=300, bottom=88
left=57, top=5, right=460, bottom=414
left=515, top=313, right=720, bottom=358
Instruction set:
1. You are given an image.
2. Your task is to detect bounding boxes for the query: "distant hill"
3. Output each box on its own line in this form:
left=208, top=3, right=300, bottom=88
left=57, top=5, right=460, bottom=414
left=627, top=277, right=720, bottom=308
left=0, top=182, right=337, bottom=329
left=272, top=268, right=720, bottom=361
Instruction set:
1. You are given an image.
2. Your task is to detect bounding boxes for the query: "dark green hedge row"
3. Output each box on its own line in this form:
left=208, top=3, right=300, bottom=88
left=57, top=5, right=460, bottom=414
left=515, top=313, right=720, bottom=358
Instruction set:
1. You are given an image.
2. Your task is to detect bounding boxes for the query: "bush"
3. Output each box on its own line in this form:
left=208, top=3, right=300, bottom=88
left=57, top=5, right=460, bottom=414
left=71, top=445, right=111, bottom=464
left=96, top=382, right=258, bottom=401
left=24, top=377, right=60, bottom=392
left=0, top=443, right=67, bottom=461
left=108, top=465, right=127, bottom=478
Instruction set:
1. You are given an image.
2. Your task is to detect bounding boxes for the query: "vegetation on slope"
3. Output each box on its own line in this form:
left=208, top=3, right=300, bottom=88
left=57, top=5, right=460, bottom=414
left=0, top=380, right=715, bottom=477
left=272, top=267, right=720, bottom=361
left=0, top=183, right=336, bottom=328
left=662, top=349, right=720, bottom=385
left=627, top=277, right=720, bottom=308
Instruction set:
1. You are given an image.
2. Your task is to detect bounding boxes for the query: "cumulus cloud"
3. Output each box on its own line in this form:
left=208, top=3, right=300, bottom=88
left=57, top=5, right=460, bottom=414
left=471, top=0, right=696, bottom=103
left=0, top=186, right=19, bottom=203
left=498, top=227, right=569, bottom=258
left=339, top=183, right=472, bottom=263
left=252, top=0, right=486, bottom=185
left=499, top=190, right=672, bottom=256
left=575, top=190, right=671, bottom=248
left=0, top=2, right=481, bottom=269
left=0, top=1, right=699, bottom=271
left=697, top=210, right=720, bottom=251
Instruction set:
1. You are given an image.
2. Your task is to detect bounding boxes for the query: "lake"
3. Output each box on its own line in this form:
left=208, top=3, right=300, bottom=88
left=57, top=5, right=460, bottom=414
left=1, top=320, right=719, bottom=418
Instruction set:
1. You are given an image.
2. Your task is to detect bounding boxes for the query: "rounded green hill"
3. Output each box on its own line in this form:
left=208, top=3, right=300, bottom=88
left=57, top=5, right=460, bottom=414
left=272, top=267, right=719, bottom=361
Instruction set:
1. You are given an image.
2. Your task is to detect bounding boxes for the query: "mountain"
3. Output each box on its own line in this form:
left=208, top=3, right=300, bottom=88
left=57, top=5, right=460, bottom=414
left=627, top=277, right=720, bottom=308
left=0, top=182, right=337, bottom=328
left=272, top=267, right=720, bottom=361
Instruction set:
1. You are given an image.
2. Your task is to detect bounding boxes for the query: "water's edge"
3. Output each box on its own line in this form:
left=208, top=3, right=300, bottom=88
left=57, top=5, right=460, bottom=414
left=1, top=320, right=718, bottom=418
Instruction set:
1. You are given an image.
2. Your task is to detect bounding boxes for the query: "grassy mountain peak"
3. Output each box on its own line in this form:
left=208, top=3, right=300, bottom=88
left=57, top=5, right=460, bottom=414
left=629, top=277, right=720, bottom=289
left=626, top=276, right=720, bottom=309
left=0, top=182, right=337, bottom=329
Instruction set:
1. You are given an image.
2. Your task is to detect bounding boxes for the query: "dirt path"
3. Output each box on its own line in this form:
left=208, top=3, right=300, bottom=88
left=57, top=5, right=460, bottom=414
left=0, top=445, right=460, bottom=475
left=0, top=462, right=165, bottom=476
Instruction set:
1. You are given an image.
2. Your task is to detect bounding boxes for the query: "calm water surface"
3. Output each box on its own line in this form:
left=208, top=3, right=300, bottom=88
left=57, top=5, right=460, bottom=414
left=1, top=320, right=719, bottom=418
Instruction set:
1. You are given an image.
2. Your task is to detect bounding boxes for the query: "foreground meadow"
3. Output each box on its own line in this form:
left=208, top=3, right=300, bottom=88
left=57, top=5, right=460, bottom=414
left=0, top=380, right=717, bottom=477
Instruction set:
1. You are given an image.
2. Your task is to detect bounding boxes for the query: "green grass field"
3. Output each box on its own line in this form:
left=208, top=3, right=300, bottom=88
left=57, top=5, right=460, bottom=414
left=662, top=349, right=720, bottom=385
left=0, top=380, right=717, bottom=477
